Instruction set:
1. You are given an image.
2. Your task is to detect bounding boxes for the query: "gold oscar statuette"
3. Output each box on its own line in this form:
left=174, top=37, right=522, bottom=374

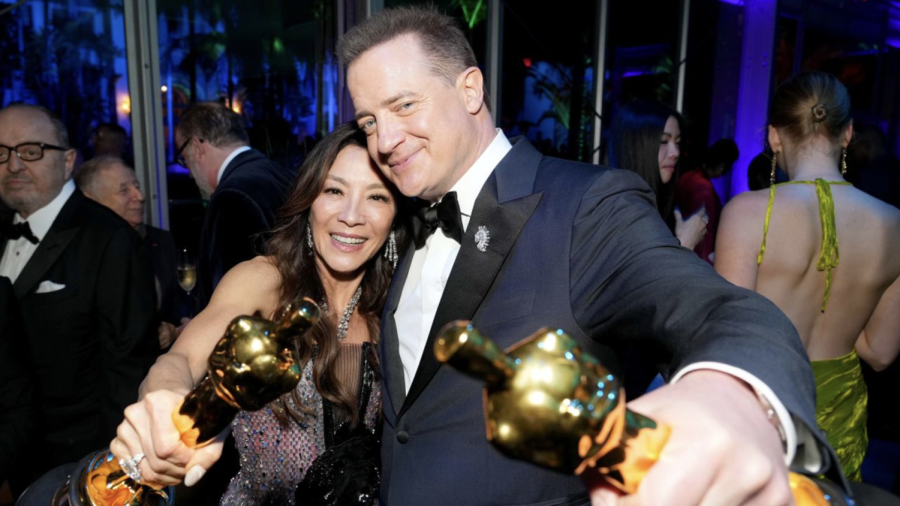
left=434, top=321, right=847, bottom=506
left=56, top=299, right=320, bottom=506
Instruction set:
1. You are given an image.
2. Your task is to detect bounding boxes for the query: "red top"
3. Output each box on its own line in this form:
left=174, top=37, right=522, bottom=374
left=675, top=169, right=722, bottom=264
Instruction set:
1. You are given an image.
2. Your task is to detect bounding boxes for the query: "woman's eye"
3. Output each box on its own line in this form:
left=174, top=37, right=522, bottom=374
left=324, top=187, right=342, bottom=195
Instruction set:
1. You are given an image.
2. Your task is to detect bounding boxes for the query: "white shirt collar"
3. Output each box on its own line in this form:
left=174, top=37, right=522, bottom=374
left=216, top=145, right=252, bottom=185
left=14, top=179, right=76, bottom=240
left=445, top=129, right=512, bottom=222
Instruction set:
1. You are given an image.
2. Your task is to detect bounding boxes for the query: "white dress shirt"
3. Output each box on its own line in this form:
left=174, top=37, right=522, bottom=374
left=216, top=146, right=252, bottom=185
left=395, top=129, right=512, bottom=394
left=0, top=179, right=76, bottom=284
left=392, top=131, right=811, bottom=469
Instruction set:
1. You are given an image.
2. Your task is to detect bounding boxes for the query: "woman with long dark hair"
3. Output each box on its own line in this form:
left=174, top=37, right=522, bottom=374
left=715, top=72, right=900, bottom=481
left=609, top=100, right=708, bottom=250
left=107, top=122, right=411, bottom=504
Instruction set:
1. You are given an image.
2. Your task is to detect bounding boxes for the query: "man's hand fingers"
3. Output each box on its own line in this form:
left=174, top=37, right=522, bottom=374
left=618, top=371, right=788, bottom=506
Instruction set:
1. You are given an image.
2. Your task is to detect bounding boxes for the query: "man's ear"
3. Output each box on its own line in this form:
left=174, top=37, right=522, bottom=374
left=193, top=137, right=206, bottom=160
left=767, top=125, right=783, bottom=155
left=63, top=149, right=77, bottom=180
left=459, top=66, right=485, bottom=114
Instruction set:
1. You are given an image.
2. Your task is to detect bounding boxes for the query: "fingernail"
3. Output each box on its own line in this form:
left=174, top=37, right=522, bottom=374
left=185, top=466, right=206, bottom=487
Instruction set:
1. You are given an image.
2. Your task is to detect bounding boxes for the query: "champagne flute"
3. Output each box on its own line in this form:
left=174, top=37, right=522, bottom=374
left=177, top=249, right=197, bottom=315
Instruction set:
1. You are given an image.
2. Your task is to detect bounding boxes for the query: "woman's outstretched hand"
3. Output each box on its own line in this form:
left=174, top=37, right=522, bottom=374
left=674, top=206, right=708, bottom=251
left=109, top=389, right=227, bottom=487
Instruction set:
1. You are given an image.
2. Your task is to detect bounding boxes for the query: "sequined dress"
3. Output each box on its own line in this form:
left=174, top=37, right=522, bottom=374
left=220, top=342, right=381, bottom=505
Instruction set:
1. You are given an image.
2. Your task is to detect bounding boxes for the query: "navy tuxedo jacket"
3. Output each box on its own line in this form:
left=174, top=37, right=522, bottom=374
left=0, top=190, right=157, bottom=477
left=196, top=148, right=293, bottom=309
left=379, top=139, right=833, bottom=505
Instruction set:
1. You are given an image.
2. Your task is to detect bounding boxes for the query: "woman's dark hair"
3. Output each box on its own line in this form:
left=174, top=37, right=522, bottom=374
left=747, top=152, right=773, bottom=191
left=267, top=122, right=410, bottom=426
left=609, top=100, right=683, bottom=220
left=769, top=71, right=851, bottom=154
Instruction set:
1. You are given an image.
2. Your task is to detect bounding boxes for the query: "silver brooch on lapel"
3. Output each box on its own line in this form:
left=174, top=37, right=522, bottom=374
left=475, top=226, right=490, bottom=252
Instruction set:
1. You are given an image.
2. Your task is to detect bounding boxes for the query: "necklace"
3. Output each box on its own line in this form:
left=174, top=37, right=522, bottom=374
left=320, top=286, right=362, bottom=341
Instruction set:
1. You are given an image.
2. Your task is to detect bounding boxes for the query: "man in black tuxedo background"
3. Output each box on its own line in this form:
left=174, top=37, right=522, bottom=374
left=0, top=104, right=158, bottom=495
left=0, top=276, right=36, bottom=490
left=174, top=102, right=294, bottom=310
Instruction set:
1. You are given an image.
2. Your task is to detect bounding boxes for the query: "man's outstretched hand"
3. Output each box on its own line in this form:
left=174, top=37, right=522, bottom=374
left=585, top=370, right=792, bottom=506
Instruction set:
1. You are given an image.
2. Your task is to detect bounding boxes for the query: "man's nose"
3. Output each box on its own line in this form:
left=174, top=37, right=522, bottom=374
left=376, top=119, right=403, bottom=156
left=5, top=152, right=26, bottom=173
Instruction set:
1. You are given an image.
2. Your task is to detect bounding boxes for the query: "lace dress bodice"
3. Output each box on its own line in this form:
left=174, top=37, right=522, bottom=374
left=220, top=342, right=381, bottom=505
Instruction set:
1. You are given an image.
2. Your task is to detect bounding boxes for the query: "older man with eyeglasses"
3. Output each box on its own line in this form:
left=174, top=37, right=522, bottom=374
left=0, top=103, right=158, bottom=499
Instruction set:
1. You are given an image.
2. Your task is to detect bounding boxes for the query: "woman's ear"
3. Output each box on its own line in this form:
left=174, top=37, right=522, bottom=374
left=842, top=122, right=854, bottom=149
left=767, top=125, right=783, bottom=154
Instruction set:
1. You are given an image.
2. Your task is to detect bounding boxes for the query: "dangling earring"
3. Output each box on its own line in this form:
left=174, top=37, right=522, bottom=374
left=306, top=223, right=314, bottom=256
left=770, top=151, right=778, bottom=185
left=384, top=230, right=398, bottom=269
left=841, top=148, right=848, bottom=175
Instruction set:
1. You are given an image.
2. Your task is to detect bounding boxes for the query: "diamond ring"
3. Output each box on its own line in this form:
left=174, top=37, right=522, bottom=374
left=119, top=452, right=146, bottom=482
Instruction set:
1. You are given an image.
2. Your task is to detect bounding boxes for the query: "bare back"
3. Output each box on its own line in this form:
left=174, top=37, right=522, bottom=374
left=716, top=182, right=900, bottom=363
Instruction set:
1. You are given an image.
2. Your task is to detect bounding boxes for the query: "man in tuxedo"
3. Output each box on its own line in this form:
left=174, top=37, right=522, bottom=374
left=0, top=276, right=36, bottom=489
left=338, top=7, right=841, bottom=505
left=0, top=104, right=158, bottom=494
left=174, top=102, right=294, bottom=310
left=76, top=155, right=187, bottom=349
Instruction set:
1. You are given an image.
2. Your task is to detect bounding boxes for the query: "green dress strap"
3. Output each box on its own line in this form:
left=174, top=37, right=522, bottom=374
left=757, top=178, right=852, bottom=312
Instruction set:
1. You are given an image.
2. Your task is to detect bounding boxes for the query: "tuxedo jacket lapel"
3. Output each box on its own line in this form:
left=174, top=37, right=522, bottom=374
left=382, top=237, right=417, bottom=417
left=13, top=192, right=83, bottom=299
left=399, top=140, right=543, bottom=417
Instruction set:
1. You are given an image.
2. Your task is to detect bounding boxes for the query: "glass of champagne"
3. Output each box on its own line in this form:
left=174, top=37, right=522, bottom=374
left=177, top=249, right=197, bottom=315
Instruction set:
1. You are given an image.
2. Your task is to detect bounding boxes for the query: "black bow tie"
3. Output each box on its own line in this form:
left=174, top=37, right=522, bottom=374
left=1, top=221, right=39, bottom=245
left=412, top=191, right=464, bottom=248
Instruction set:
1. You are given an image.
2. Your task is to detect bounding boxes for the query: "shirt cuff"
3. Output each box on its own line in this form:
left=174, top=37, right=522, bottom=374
left=670, top=362, right=813, bottom=469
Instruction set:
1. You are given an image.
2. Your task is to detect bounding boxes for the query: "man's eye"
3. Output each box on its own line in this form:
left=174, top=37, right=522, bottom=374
left=361, top=119, right=375, bottom=130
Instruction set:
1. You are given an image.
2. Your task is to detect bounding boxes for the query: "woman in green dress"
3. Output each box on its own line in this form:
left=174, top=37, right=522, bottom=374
left=714, top=71, right=900, bottom=482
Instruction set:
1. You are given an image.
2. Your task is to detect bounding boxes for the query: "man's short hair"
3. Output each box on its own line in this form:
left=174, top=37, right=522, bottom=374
left=95, top=122, right=127, bottom=138
left=177, top=102, right=250, bottom=148
left=75, top=155, right=128, bottom=194
left=337, top=5, right=491, bottom=111
left=3, top=103, right=70, bottom=148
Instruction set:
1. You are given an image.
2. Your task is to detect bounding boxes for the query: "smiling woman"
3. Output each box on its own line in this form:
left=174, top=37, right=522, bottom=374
left=308, top=145, right=396, bottom=281
left=609, top=99, right=708, bottom=252
left=105, top=122, right=412, bottom=506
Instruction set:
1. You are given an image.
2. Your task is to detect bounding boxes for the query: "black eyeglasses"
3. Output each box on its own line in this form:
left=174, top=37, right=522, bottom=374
left=0, top=142, right=68, bottom=164
left=174, top=137, right=203, bottom=167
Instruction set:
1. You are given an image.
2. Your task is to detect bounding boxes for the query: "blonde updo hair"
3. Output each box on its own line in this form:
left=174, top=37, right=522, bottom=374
left=769, top=71, right=851, bottom=148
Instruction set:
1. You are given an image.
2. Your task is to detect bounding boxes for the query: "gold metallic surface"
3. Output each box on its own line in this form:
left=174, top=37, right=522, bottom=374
left=71, top=299, right=320, bottom=506
left=435, top=321, right=845, bottom=505
left=790, top=473, right=836, bottom=506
